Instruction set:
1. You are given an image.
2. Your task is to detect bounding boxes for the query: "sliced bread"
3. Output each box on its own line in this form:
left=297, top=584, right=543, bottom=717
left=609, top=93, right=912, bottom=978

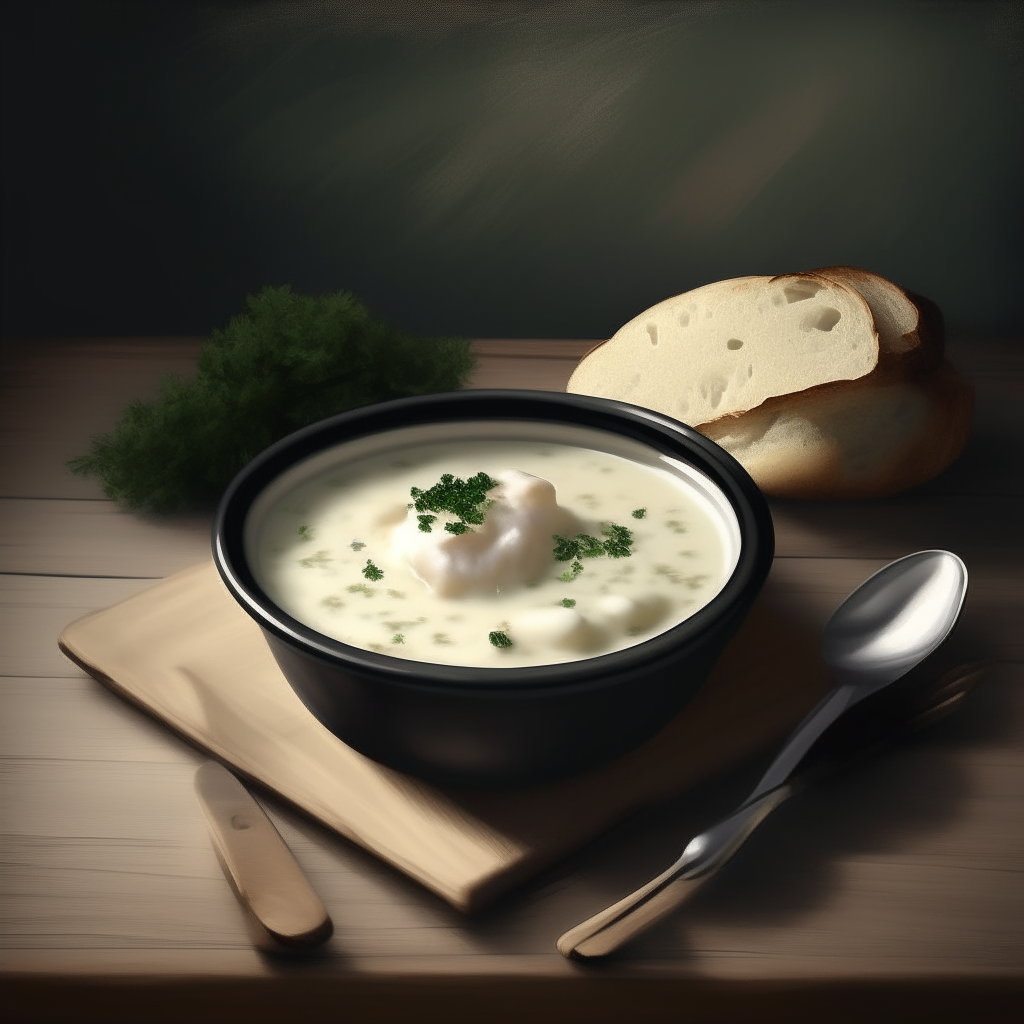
left=566, top=273, right=879, bottom=427
left=809, top=265, right=944, bottom=378
left=567, top=269, right=971, bottom=498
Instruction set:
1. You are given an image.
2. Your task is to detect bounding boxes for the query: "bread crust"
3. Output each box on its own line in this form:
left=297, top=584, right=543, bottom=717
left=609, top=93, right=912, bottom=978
left=810, top=266, right=944, bottom=380
left=567, top=273, right=878, bottom=425
left=697, top=360, right=973, bottom=499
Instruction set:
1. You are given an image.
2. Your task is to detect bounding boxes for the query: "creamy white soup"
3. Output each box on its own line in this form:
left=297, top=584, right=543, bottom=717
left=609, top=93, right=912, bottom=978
left=247, top=425, right=740, bottom=668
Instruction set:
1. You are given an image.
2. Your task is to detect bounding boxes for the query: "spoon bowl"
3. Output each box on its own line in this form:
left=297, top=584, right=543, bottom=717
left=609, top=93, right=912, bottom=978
left=822, top=550, right=968, bottom=688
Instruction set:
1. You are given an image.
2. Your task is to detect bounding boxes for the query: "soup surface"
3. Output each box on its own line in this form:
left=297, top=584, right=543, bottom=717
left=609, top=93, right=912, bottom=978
left=249, top=437, right=736, bottom=667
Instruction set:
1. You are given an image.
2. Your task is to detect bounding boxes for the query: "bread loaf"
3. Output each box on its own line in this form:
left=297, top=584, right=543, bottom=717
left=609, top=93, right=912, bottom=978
left=566, top=268, right=973, bottom=499
left=698, top=359, right=973, bottom=499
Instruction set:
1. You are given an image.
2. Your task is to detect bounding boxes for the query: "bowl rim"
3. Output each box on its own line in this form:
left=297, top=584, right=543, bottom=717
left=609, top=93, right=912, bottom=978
left=213, top=389, right=774, bottom=694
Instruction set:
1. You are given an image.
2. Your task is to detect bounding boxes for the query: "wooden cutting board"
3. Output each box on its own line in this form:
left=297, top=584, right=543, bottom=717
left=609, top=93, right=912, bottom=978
left=58, top=561, right=828, bottom=913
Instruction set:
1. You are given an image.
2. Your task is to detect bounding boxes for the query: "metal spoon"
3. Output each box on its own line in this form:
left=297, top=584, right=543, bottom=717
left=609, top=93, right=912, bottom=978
left=556, top=549, right=970, bottom=960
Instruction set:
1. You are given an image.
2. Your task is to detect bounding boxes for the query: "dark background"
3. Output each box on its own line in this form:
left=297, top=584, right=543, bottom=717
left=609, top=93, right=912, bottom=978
left=2, top=0, right=1022, bottom=341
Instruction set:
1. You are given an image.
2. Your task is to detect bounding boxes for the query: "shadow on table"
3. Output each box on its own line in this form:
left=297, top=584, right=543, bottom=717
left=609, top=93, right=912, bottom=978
left=460, top=613, right=1011, bottom=960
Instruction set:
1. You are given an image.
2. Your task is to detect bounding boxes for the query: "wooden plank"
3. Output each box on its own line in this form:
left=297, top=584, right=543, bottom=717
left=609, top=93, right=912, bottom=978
left=0, top=338, right=203, bottom=501
left=770, top=494, right=1024, bottom=565
left=467, top=339, right=597, bottom=392
left=0, top=576, right=155, bottom=677
left=1, top=664, right=1021, bottom=980
left=0, top=499, right=212, bottom=577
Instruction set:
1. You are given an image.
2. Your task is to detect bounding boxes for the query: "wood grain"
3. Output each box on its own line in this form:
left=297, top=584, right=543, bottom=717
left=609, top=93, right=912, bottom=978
left=0, top=575, right=155, bottom=676
left=0, top=338, right=203, bottom=500
left=0, top=498, right=212, bottom=577
left=2, top=335, right=1022, bottom=1022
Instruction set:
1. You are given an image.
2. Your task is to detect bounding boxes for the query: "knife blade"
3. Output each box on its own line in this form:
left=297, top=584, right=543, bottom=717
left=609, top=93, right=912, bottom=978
left=194, top=761, right=333, bottom=948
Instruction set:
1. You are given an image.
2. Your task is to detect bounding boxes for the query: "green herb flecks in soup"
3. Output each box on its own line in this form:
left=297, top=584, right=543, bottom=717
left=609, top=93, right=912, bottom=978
left=252, top=439, right=733, bottom=668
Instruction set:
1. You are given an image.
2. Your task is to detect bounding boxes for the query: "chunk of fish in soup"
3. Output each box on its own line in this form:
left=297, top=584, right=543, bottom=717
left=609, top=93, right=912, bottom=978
left=251, top=440, right=734, bottom=668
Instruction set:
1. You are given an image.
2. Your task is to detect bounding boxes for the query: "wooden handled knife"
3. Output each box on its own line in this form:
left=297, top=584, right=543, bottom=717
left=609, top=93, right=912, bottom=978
left=194, top=761, right=333, bottom=948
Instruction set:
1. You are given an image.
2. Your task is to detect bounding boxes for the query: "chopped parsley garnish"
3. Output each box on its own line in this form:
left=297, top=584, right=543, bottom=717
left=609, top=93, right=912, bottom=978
left=362, top=559, right=384, bottom=581
left=631, top=508, right=647, bottom=519
left=552, top=522, right=634, bottom=569
left=553, top=533, right=605, bottom=560
left=349, top=539, right=366, bottom=551
left=561, top=598, right=576, bottom=608
left=654, top=566, right=708, bottom=589
left=298, top=550, right=331, bottom=568
left=488, top=630, right=513, bottom=649
left=559, top=560, right=584, bottom=582
left=296, top=524, right=313, bottom=541
left=601, top=523, right=634, bottom=558
left=391, top=634, right=405, bottom=644
left=410, top=472, right=497, bottom=533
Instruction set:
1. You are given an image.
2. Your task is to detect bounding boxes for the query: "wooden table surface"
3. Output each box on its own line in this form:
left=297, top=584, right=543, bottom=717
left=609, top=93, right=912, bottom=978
left=1, top=336, right=1022, bottom=1022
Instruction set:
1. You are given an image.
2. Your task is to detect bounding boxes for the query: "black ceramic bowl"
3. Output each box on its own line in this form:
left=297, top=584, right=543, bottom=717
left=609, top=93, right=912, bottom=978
left=213, top=390, right=774, bottom=788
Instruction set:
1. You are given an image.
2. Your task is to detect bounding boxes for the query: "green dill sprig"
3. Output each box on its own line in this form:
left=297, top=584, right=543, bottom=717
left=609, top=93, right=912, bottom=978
left=362, top=560, right=384, bottom=581
left=410, top=471, right=497, bottom=534
left=488, top=630, right=513, bottom=649
left=66, top=285, right=475, bottom=513
left=631, top=508, right=647, bottom=519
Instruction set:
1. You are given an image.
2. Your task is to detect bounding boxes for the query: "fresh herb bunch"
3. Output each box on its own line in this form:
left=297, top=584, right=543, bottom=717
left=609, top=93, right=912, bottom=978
left=67, top=286, right=476, bottom=512
left=410, top=472, right=497, bottom=535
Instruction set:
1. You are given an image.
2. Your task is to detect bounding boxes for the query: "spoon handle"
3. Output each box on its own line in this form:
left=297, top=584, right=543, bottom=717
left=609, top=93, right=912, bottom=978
left=556, top=786, right=790, bottom=959
left=557, top=683, right=863, bottom=961
left=745, top=683, right=859, bottom=802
